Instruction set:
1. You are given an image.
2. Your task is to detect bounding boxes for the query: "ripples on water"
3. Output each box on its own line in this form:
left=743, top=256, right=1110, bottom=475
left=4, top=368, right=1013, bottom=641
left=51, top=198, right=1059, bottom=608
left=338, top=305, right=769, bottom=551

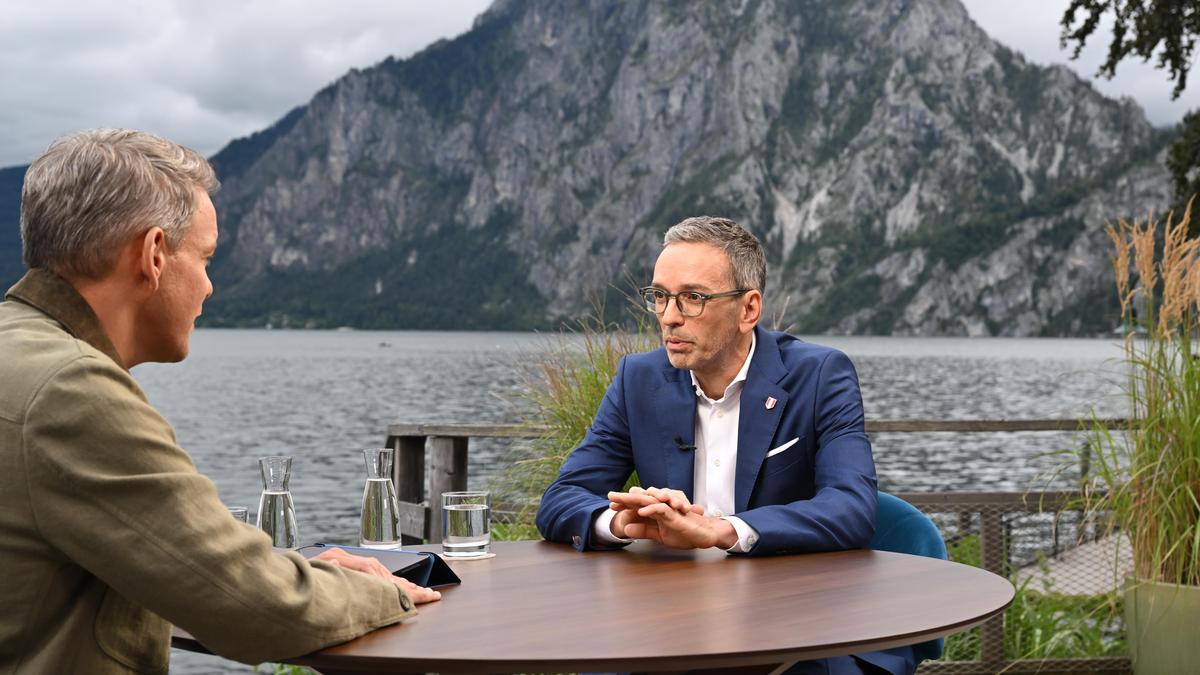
left=143, top=330, right=1126, bottom=673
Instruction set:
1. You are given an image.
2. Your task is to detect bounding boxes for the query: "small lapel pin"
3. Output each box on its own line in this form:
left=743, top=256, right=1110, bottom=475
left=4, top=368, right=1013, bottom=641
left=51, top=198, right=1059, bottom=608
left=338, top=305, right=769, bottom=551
left=765, top=396, right=777, bottom=410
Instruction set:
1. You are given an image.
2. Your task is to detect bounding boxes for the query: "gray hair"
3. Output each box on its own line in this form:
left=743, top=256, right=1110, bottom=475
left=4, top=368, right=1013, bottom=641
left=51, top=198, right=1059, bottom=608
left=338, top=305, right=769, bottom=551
left=663, top=216, right=767, bottom=292
left=20, top=128, right=219, bottom=279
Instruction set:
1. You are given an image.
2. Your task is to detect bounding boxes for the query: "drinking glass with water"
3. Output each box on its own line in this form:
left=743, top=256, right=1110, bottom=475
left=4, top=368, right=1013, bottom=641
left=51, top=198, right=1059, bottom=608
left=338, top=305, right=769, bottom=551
left=226, top=506, right=249, bottom=524
left=256, top=455, right=299, bottom=548
left=441, top=491, right=490, bottom=557
left=360, top=448, right=400, bottom=549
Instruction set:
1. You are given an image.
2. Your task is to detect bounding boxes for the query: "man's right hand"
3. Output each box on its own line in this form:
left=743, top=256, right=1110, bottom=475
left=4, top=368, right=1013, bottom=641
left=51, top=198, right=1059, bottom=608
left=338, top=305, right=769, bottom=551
left=314, top=547, right=441, bottom=604
left=608, top=486, right=702, bottom=538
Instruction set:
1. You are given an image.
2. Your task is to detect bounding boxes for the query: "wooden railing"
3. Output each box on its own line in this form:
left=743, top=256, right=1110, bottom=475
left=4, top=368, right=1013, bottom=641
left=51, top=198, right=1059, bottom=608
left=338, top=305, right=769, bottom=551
left=384, top=418, right=1125, bottom=543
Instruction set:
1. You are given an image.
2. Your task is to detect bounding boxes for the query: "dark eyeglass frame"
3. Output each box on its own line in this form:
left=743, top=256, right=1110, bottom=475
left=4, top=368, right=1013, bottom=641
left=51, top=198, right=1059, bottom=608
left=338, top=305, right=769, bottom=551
left=639, top=286, right=750, bottom=317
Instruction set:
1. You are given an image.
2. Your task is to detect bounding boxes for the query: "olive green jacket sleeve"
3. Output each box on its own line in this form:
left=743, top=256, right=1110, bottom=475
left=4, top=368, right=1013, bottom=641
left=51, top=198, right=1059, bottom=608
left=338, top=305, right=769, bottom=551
left=22, top=352, right=417, bottom=665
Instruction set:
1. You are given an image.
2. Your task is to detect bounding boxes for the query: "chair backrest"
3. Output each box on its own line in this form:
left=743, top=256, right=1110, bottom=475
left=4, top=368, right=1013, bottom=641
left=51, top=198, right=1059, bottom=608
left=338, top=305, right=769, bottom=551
left=868, top=491, right=949, bottom=662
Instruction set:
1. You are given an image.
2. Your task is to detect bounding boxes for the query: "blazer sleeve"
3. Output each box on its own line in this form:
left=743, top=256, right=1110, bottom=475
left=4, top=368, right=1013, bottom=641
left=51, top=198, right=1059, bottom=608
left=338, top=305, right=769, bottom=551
left=736, top=350, right=878, bottom=555
left=22, top=355, right=417, bottom=664
left=535, top=356, right=637, bottom=550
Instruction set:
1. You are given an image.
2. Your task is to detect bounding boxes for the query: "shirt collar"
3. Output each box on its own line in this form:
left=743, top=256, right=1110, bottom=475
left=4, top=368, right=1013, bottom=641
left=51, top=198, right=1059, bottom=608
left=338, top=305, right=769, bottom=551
left=5, top=269, right=124, bottom=368
left=690, top=330, right=757, bottom=404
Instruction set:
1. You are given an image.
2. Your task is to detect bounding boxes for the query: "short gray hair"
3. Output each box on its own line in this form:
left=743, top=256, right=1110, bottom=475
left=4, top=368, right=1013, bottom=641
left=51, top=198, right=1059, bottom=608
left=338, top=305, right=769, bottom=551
left=663, top=216, right=767, bottom=292
left=21, top=128, right=219, bottom=278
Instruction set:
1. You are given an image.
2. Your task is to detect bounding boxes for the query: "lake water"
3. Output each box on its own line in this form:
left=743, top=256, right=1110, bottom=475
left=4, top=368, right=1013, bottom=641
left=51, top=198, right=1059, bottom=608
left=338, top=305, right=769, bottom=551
left=154, top=329, right=1128, bottom=673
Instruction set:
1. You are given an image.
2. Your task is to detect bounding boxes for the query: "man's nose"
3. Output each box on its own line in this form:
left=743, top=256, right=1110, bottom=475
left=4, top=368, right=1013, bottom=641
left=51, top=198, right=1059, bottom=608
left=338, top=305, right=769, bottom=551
left=660, top=298, right=685, bottom=326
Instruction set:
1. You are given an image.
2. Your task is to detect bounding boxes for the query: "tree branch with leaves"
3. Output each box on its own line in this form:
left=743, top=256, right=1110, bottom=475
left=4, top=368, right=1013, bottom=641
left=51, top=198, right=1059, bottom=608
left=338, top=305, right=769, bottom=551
left=1062, top=0, right=1200, bottom=234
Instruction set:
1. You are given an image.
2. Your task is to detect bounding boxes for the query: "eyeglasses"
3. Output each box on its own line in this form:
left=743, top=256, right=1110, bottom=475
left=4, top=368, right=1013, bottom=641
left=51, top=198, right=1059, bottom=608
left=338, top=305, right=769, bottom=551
left=639, top=286, right=749, bottom=317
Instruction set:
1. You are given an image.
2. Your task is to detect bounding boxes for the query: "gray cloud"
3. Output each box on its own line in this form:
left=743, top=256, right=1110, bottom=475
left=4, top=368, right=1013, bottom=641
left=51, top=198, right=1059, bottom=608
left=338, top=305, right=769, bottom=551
left=2, top=1, right=1195, bottom=168
left=0, top=0, right=491, bottom=167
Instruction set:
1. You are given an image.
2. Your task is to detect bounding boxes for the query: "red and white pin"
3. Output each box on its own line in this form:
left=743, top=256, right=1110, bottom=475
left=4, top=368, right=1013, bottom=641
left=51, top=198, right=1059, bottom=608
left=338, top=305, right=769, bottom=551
left=765, top=396, right=777, bottom=410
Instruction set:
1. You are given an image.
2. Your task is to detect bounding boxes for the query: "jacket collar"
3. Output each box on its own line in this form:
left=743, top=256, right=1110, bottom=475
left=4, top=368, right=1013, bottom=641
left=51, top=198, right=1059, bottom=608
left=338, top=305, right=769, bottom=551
left=6, top=269, right=124, bottom=368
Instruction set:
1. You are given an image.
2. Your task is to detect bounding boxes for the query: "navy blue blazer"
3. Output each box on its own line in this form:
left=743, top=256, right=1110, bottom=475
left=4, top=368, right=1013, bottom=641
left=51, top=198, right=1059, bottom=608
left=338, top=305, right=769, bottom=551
left=536, top=325, right=879, bottom=556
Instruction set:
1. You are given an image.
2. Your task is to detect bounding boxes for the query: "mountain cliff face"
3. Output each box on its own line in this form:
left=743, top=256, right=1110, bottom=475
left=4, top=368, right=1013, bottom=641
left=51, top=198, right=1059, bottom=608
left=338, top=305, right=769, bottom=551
left=2, top=0, right=1174, bottom=333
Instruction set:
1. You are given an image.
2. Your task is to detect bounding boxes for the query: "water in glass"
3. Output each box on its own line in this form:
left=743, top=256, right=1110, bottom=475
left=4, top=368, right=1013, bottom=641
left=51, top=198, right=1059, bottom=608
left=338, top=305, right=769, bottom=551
left=360, top=448, right=400, bottom=549
left=227, top=506, right=249, bottom=523
left=442, top=491, right=490, bottom=557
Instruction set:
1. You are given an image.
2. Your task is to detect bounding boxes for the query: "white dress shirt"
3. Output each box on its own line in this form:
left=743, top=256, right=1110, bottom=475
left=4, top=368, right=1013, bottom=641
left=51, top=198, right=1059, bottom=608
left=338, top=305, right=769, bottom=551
left=594, top=332, right=761, bottom=552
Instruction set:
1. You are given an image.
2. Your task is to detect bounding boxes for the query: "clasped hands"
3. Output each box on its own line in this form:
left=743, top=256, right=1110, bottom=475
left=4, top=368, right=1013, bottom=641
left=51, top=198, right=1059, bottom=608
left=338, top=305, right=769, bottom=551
left=607, top=486, right=738, bottom=550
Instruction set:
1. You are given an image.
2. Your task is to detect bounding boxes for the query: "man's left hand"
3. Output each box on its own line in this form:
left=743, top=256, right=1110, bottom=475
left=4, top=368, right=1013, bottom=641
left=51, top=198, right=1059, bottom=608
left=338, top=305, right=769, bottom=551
left=608, top=489, right=738, bottom=550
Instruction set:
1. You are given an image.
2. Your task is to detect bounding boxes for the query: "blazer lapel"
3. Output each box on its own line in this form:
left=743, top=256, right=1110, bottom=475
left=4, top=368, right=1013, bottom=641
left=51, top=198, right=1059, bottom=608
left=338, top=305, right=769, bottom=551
left=735, top=327, right=789, bottom=513
left=655, top=367, right=697, bottom=500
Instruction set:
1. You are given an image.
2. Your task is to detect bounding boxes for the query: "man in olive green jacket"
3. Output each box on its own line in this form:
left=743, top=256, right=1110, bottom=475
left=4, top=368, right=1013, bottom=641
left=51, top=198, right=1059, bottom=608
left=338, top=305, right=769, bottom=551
left=0, top=129, right=440, bottom=674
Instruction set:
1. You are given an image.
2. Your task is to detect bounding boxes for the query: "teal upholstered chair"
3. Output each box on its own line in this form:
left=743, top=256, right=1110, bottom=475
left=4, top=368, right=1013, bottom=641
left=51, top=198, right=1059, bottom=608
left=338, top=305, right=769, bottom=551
left=868, top=491, right=949, bottom=663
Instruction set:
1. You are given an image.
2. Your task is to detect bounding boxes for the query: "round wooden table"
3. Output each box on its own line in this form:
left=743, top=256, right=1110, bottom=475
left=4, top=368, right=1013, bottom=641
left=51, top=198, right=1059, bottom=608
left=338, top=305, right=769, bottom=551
left=173, top=540, right=1014, bottom=673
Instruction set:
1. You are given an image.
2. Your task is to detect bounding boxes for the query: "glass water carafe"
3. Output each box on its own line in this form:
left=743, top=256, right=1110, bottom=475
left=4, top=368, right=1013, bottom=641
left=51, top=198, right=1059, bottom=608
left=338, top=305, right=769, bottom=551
left=360, top=448, right=400, bottom=549
left=256, top=455, right=299, bottom=548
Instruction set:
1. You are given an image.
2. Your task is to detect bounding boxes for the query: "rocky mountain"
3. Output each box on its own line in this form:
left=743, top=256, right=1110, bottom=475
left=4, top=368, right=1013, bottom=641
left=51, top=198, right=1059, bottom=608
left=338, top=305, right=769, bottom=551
left=1, top=0, right=1176, bottom=334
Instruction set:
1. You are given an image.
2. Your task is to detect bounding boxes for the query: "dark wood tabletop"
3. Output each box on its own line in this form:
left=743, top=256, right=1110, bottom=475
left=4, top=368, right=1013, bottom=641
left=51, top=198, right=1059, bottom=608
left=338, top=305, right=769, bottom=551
left=172, top=540, right=1014, bottom=673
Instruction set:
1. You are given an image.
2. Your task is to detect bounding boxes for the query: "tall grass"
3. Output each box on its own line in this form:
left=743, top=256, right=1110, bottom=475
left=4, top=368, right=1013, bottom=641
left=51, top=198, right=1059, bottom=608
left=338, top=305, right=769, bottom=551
left=1083, top=204, right=1200, bottom=587
left=491, top=313, right=657, bottom=539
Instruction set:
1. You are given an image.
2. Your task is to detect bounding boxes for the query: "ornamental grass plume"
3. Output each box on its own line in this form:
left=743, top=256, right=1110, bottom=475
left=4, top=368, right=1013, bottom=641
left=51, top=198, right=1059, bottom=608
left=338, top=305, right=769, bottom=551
left=1085, top=203, right=1200, bottom=588
left=1106, top=222, right=1133, bottom=316
left=1155, top=201, right=1198, bottom=335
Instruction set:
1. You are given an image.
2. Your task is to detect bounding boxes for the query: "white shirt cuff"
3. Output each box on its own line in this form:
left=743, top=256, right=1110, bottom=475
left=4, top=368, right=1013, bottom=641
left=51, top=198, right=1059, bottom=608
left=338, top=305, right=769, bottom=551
left=593, top=507, right=634, bottom=546
left=722, top=516, right=760, bottom=553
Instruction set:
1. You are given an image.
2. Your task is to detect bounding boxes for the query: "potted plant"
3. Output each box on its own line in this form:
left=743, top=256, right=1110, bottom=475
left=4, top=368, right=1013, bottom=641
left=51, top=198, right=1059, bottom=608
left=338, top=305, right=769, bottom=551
left=1083, top=206, right=1200, bottom=673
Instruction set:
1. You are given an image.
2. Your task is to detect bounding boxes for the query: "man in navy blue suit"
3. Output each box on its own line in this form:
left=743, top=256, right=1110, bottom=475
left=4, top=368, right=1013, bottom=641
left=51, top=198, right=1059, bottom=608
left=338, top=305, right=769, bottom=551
left=536, top=216, right=916, bottom=675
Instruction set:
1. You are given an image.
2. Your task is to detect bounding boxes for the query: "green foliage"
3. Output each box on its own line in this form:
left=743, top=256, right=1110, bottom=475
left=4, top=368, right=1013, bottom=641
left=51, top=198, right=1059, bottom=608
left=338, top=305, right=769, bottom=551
left=252, top=663, right=315, bottom=674
left=773, top=62, right=819, bottom=147
left=993, top=46, right=1049, bottom=123
left=490, top=520, right=541, bottom=542
left=492, top=312, right=657, bottom=536
left=942, top=535, right=1127, bottom=661
left=947, top=533, right=983, bottom=567
left=815, top=67, right=886, bottom=164
left=908, top=132, right=1168, bottom=274
left=1035, top=217, right=1088, bottom=249
left=1167, top=111, right=1200, bottom=236
left=209, top=107, right=306, bottom=184
left=1062, top=1, right=1200, bottom=237
left=378, top=7, right=527, bottom=124
left=805, top=273, right=882, bottom=331
left=638, top=152, right=748, bottom=232
left=1061, top=0, right=1200, bottom=99
left=1004, top=580, right=1126, bottom=659
left=201, top=209, right=550, bottom=330
left=1039, top=279, right=1121, bottom=337
left=790, top=225, right=890, bottom=333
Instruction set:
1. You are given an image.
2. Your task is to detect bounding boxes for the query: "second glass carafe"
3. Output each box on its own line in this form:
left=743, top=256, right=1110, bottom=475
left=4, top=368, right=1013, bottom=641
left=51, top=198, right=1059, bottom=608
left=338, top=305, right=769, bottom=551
left=360, top=448, right=401, bottom=549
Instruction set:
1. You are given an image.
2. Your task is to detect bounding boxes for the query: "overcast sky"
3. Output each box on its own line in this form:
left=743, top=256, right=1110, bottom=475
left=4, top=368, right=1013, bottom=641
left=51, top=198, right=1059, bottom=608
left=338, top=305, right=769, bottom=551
left=2, top=0, right=1197, bottom=168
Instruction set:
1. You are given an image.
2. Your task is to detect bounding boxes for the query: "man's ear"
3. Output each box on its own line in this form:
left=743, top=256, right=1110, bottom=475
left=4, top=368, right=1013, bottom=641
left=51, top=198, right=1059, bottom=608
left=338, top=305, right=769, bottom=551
left=138, top=227, right=168, bottom=291
left=741, top=289, right=762, bottom=331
